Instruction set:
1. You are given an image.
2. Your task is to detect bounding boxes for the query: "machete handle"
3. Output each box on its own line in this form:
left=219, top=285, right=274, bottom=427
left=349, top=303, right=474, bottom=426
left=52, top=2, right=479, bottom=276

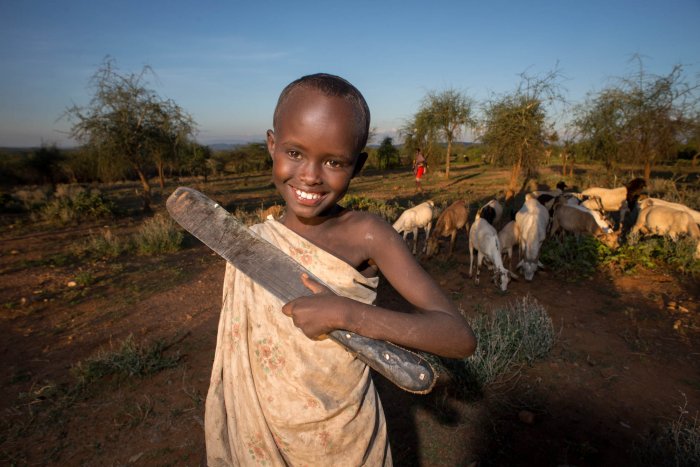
left=329, top=330, right=435, bottom=394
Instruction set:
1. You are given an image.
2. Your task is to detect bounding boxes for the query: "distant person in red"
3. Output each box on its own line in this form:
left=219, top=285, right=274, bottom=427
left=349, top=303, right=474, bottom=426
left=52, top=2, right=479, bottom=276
left=413, top=148, right=427, bottom=192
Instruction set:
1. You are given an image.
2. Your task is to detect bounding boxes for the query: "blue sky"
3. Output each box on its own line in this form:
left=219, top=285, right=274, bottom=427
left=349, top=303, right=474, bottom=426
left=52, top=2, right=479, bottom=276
left=1, top=0, right=698, bottom=147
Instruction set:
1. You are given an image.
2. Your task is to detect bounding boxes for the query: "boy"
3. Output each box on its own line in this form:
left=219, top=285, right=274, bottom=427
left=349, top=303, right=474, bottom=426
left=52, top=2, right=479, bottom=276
left=205, top=74, right=476, bottom=466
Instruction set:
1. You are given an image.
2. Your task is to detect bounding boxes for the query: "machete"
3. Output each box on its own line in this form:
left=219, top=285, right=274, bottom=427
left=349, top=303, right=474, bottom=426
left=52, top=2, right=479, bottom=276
left=166, top=187, right=435, bottom=394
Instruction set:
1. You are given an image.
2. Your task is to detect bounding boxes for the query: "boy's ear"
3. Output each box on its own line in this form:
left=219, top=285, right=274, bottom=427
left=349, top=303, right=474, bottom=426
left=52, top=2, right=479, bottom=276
left=352, top=152, right=368, bottom=178
left=266, top=130, right=275, bottom=157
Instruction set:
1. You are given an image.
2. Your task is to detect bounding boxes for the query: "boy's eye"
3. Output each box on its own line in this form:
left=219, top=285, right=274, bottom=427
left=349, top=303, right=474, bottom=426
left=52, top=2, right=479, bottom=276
left=325, top=159, right=344, bottom=168
left=287, top=150, right=301, bottom=159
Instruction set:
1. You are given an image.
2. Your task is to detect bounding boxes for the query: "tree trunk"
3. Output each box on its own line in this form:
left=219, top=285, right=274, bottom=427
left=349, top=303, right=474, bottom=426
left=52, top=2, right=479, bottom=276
left=445, top=138, right=452, bottom=179
left=136, top=168, right=152, bottom=212
left=561, top=152, right=568, bottom=176
left=158, top=160, right=166, bottom=190
left=644, top=159, right=652, bottom=182
left=509, top=163, right=521, bottom=193
left=693, top=152, right=699, bottom=167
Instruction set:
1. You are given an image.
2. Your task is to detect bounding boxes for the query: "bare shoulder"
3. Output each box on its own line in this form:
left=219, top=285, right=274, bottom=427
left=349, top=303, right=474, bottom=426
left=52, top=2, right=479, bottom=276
left=338, top=209, right=397, bottom=239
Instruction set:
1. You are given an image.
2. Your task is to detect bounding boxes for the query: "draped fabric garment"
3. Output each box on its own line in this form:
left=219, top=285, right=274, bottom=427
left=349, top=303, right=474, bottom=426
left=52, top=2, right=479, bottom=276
left=205, top=219, right=392, bottom=466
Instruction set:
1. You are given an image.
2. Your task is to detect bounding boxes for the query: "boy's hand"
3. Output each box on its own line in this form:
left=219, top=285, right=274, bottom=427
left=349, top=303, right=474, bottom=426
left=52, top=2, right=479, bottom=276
left=281, top=274, right=346, bottom=340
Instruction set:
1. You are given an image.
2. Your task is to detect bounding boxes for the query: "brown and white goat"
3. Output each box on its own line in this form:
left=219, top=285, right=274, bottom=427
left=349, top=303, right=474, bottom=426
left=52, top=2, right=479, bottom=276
left=425, top=200, right=469, bottom=257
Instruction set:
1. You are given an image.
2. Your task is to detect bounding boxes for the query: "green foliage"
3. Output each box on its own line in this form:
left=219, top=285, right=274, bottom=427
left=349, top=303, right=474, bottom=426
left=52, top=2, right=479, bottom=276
left=72, top=334, right=181, bottom=387
left=404, top=88, right=477, bottom=178
left=605, top=236, right=700, bottom=275
left=77, top=228, right=126, bottom=259
left=540, top=235, right=604, bottom=279
left=541, top=232, right=700, bottom=277
left=372, top=137, right=401, bottom=170
left=573, top=58, right=700, bottom=177
left=341, top=194, right=400, bottom=221
left=222, top=143, right=271, bottom=174
left=133, top=213, right=184, bottom=255
left=441, top=296, right=555, bottom=395
left=38, top=190, right=116, bottom=225
left=64, top=58, right=197, bottom=209
left=481, top=68, right=563, bottom=188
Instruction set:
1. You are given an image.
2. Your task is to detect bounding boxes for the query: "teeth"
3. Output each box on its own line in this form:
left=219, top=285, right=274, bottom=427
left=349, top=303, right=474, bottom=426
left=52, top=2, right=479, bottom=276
left=295, top=189, right=321, bottom=200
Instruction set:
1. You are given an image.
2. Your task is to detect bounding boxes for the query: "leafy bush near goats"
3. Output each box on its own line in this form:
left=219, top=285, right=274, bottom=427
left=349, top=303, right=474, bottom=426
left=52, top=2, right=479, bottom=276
left=541, top=234, right=700, bottom=278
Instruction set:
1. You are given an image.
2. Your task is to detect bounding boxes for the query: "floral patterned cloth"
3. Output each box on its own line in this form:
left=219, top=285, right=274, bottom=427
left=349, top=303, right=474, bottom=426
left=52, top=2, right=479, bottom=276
left=205, top=219, right=392, bottom=466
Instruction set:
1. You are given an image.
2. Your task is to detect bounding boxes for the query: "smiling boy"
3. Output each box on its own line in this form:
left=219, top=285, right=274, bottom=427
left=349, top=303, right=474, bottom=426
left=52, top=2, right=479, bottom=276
left=205, top=74, right=475, bottom=466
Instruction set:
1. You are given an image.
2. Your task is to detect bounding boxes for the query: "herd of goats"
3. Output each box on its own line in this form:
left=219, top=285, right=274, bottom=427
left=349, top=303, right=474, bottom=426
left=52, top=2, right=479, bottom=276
left=391, top=178, right=700, bottom=292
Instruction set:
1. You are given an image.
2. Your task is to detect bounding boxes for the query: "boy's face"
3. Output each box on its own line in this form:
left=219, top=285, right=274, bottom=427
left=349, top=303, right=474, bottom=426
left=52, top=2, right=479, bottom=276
left=267, top=87, right=366, bottom=222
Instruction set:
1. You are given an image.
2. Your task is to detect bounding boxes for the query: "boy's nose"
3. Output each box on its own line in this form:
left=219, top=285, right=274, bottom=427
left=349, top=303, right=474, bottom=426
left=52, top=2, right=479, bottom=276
left=298, top=161, right=322, bottom=184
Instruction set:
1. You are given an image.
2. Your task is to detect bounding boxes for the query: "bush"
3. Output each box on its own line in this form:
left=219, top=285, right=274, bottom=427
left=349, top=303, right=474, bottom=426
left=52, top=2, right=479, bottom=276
left=437, top=296, right=555, bottom=395
left=540, top=235, right=604, bottom=279
left=604, top=236, right=700, bottom=276
left=38, top=190, right=116, bottom=224
left=133, top=213, right=184, bottom=255
left=76, top=228, right=126, bottom=259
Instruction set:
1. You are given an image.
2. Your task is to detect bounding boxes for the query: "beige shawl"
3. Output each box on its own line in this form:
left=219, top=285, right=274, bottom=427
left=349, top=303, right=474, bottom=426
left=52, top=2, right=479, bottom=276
left=205, top=219, right=391, bottom=466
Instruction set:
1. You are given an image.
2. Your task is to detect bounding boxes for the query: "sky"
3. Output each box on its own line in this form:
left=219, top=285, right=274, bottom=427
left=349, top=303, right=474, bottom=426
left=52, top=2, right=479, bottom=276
left=1, top=0, right=698, bottom=148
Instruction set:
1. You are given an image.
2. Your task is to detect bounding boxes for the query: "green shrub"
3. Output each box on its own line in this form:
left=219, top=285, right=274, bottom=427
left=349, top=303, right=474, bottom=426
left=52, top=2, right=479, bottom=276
left=540, top=235, right=604, bottom=279
left=604, top=236, right=700, bottom=275
left=77, top=228, right=127, bottom=259
left=38, top=190, right=116, bottom=224
left=133, top=213, right=184, bottom=255
left=437, top=296, right=555, bottom=395
left=72, top=335, right=181, bottom=387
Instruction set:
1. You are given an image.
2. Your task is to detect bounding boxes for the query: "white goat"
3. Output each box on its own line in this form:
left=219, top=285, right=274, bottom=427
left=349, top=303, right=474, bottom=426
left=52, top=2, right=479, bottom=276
left=550, top=205, right=619, bottom=248
left=515, top=195, right=550, bottom=281
left=392, top=200, right=435, bottom=254
left=630, top=205, right=700, bottom=259
left=497, top=220, right=519, bottom=267
left=469, top=217, right=518, bottom=291
left=638, top=197, right=700, bottom=225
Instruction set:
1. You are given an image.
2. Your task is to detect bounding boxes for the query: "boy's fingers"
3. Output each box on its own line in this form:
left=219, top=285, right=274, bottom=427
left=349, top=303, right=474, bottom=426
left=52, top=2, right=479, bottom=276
left=300, top=273, right=326, bottom=294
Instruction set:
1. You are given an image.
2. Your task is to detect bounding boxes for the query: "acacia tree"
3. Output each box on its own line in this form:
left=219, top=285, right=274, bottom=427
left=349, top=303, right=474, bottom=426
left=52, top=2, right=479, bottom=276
left=574, top=59, right=699, bottom=180
left=415, top=89, right=476, bottom=179
left=400, top=107, right=440, bottom=166
left=573, top=88, right=626, bottom=173
left=151, top=100, right=196, bottom=190
left=480, top=70, right=563, bottom=192
left=64, top=58, right=196, bottom=210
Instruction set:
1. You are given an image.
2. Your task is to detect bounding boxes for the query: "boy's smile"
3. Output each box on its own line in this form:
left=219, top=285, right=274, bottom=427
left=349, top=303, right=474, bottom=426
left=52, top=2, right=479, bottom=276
left=267, top=87, right=366, bottom=226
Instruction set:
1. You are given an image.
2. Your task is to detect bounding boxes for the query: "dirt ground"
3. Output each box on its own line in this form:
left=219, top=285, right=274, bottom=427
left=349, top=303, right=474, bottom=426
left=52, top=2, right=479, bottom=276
left=1, top=172, right=699, bottom=466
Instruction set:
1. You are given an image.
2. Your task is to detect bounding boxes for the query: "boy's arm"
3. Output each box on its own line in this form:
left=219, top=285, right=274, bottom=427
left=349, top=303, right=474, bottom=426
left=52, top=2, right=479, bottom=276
left=282, top=216, right=476, bottom=359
